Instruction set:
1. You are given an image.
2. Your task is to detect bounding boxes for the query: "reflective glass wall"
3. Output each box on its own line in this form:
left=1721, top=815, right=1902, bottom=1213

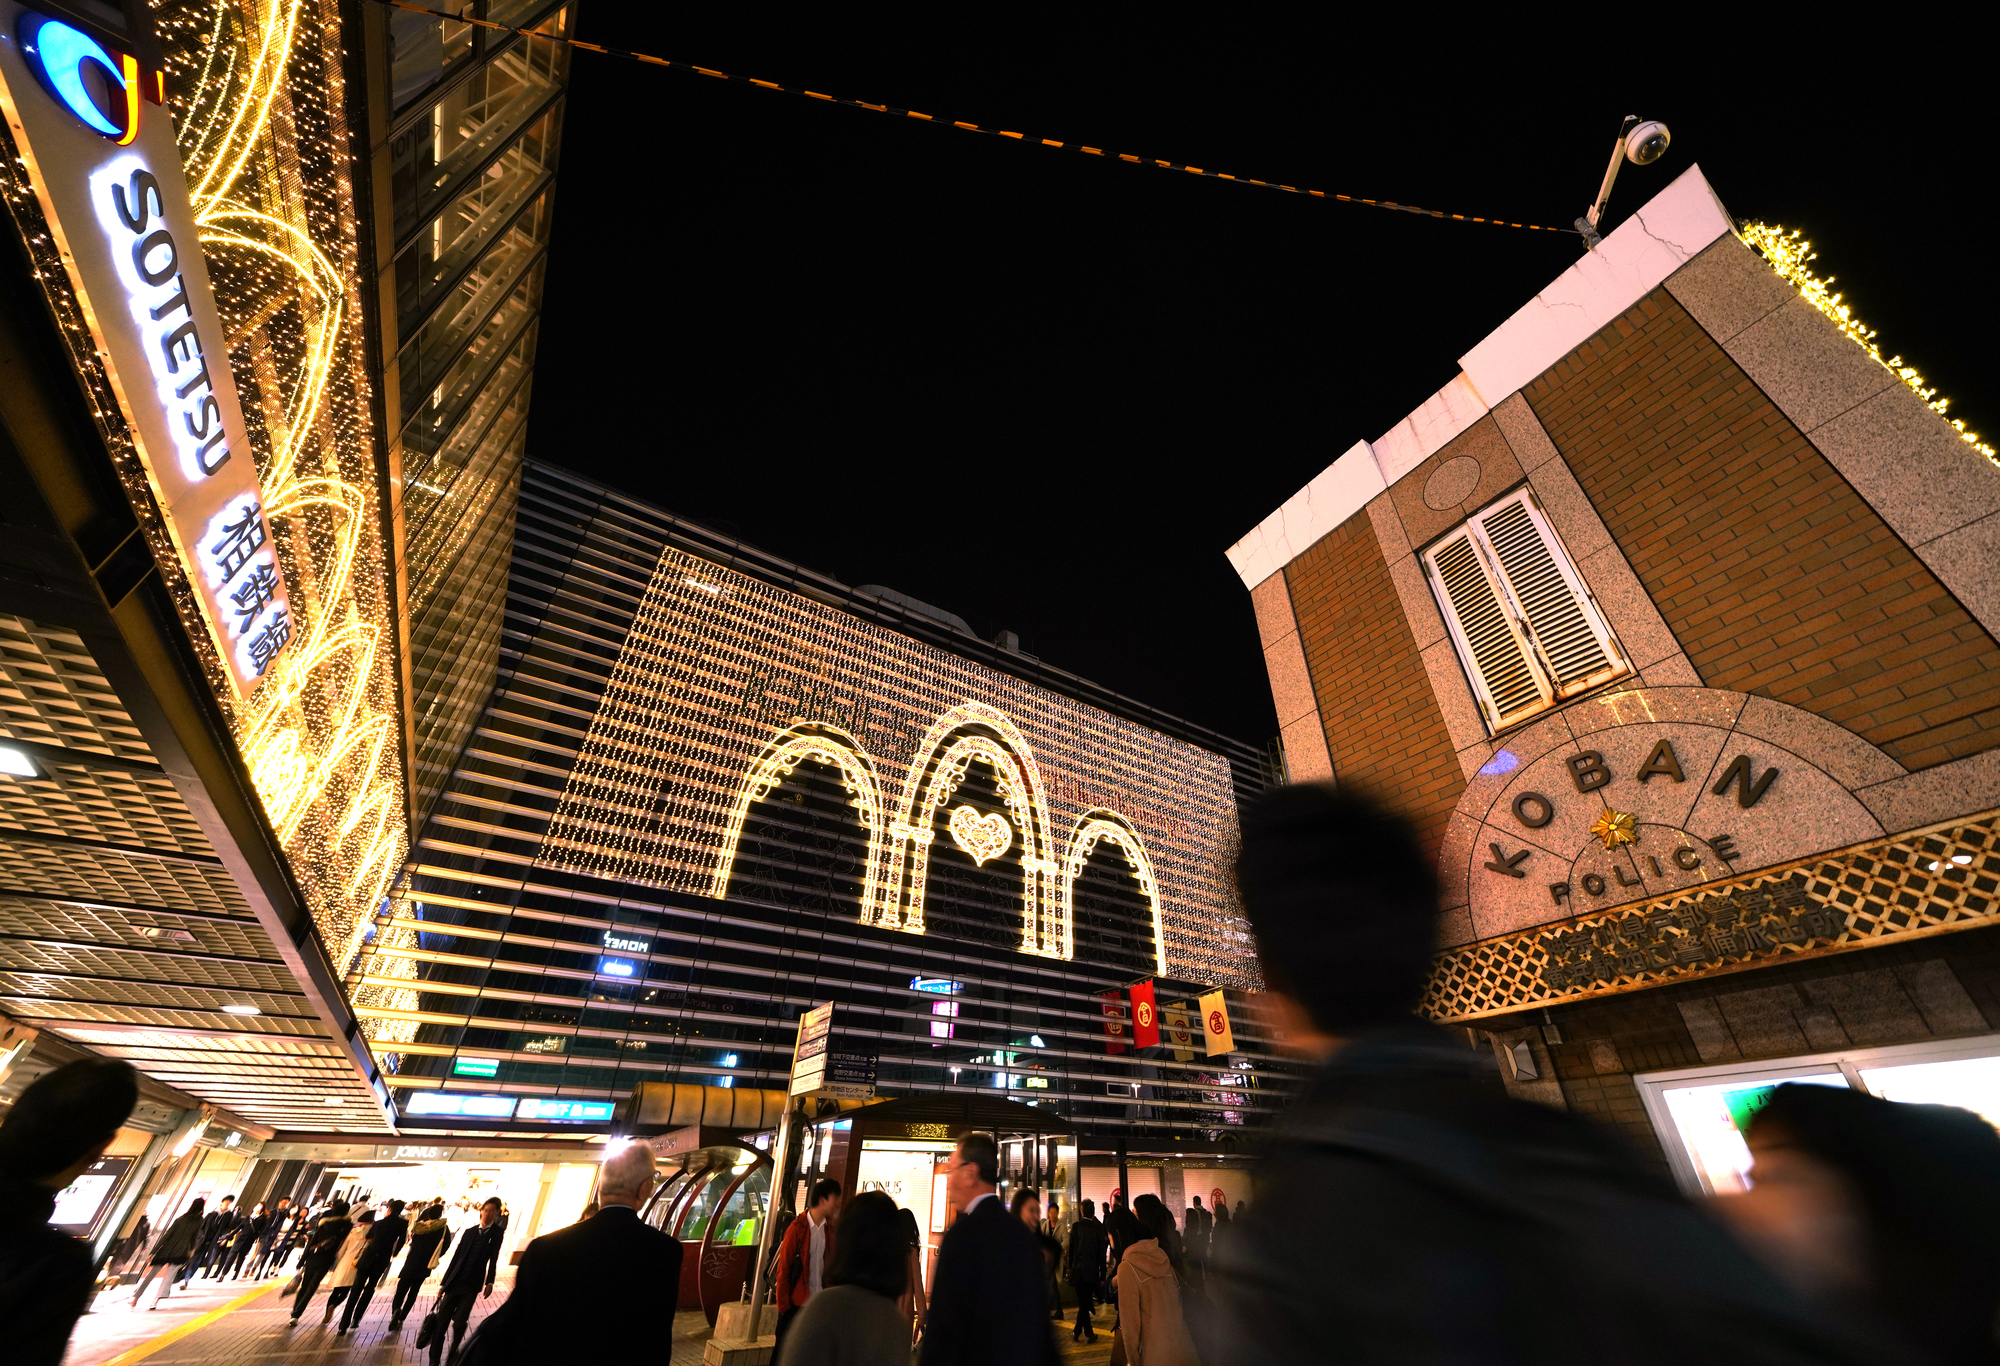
left=368, top=3, right=573, bottom=826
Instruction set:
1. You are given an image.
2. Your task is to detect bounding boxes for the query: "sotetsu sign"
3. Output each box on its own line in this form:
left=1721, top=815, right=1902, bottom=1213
left=0, top=7, right=289, bottom=696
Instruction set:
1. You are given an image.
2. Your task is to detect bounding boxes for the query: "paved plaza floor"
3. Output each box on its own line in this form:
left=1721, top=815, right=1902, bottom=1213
left=65, top=1268, right=1116, bottom=1366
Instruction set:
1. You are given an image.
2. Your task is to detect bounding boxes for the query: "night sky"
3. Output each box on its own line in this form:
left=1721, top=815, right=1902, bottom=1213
left=525, top=18, right=1986, bottom=752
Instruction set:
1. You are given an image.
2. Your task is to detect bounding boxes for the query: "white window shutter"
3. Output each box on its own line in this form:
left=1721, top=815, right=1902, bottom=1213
left=1473, top=491, right=1625, bottom=697
left=1425, top=528, right=1551, bottom=729
left=1424, top=488, right=1629, bottom=734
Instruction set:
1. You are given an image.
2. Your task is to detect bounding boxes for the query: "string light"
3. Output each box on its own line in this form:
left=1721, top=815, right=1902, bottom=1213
left=543, top=546, right=1257, bottom=987
left=1740, top=222, right=1993, bottom=462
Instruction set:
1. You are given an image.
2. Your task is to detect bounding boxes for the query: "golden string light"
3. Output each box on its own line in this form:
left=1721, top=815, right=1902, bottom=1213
left=154, top=0, right=409, bottom=1018
left=1740, top=222, right=1993, bottom=462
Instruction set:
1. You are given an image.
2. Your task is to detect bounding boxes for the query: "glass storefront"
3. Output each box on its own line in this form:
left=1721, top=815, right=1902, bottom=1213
left=1636, top=1034, right=2000, bottom=1196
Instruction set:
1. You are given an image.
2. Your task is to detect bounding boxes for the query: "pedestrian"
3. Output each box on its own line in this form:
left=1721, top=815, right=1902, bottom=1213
left=1722, top=1083, right=2000, bottom=1366
left=1116, top=1195, right=1199, bottom=1366
left=774, top=1178, right=841, bottom=1363
left=288, top=1199, right=353, bottom=1325
left=1205, top=783, right=1897, bottom=1365
left=501, top=1142, right=681, bottom=1361
left=420, top=1195, right=505, bottom=1366
left=895, top=1206, right=927, bottom=1338
left=1011, top=1187, right=1062, bottom=1320
left=338, top=1197, right=408, bottom=1333
left=130, top=1198, right=204, bottom=1310
left=112, top=1212, right=152, bottom=1278
left=318, top=1207, right=375, bottom=1325
left=1105, top=1192, right=1144, bottom=1274
left=221, top=1201, right=267, bottom=1279
left=919, top=1132, right=1057, bottom=1366
left=248, top=1198, right=288, bottom=1278
left=183, top=1193, right=238, bottom=1285
left=1039, top=1196, right=1066, bottom=1321
left=1065, top=1198, right=1108, bottom=1344
left=0, top=1057, right=138, bottom=1366
left=775, top=1189, right=909, bottom=1366
left=1207, top=1202, right=1232, bottom=1262
left=390, top=1202, right=453, bottom=1331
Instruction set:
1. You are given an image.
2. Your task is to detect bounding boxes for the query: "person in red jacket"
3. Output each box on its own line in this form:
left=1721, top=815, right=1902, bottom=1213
left=773, top=1179, right=841, bottom=1361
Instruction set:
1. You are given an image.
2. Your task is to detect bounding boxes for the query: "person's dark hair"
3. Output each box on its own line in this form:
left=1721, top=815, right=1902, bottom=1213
left=185, top=1197, right=206, bottom=1219
left=219, top=1194, right=234, bottom=1205
left=385, top=1199, right=405, bottom=1216
left=809, top=1178, right=842, bottom=1207
left=1748, top=1085, right=2000, bottom=1365
left=1132, top=1193, right=1183, bottom=1268
left=956, top=1132, right=998, bottom=1184
left=325, top=1199, right=349, bottom=1218
left=825, top=1190, right=907, bottom=1299
left=897, top=1206, right=920, bottom=1249
left=422, top=1203, right=444, bottom=1220
left=1010, top=1187, right=1040, bottom=1216
left=1235, top=783, right=1437, bottom=1031
left=1080, top=1198, right=1095, bottom=1218
left=356, top=1209, right=376, bottom=1224
left=0, top=1057, right=136, bottom=1181
left=482, top=1196, right=503, bottom=1211
left=1213, top=1202, right=1231, bottom=1225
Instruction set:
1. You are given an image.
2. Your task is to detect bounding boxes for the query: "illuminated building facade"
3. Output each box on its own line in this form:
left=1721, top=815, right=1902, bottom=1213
left=0, top=0, right=574, bottom=1247
left=1233, top=165, right=2000, bottom=1194
left=364, top=462, right=1293, bottom=1148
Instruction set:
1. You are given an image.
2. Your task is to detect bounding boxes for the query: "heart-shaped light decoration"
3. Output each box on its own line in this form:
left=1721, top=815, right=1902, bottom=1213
left=948, top=805, right=1013, bottom=866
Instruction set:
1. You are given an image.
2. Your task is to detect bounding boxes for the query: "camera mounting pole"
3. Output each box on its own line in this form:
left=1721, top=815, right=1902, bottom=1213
left=1576, top=115, right=1641, bottom=249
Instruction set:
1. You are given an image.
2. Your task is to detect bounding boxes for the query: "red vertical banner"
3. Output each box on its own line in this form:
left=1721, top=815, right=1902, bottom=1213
left=1129, top=980, right=1160, bottom=1049
left=1098, top=990, right=1129, bottom=1054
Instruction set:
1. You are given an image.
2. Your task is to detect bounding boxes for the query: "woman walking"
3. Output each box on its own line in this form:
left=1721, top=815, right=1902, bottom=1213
left=1115, top=1195, right=1199, bottom=1366
left=129, top=1199, right=203, bottom=1309
left=319, top=1208, right=375, bottom=1325
left=288, top=1200, right=354, bottom=1326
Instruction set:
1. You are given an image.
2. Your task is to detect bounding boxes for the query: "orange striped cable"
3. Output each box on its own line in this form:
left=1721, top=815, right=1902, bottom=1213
left=375, top=0, right=1576, bottom=235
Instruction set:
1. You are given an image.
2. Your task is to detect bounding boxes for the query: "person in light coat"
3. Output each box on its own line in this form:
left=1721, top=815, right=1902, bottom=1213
left=318, top=1208, right=375, bottom=1325
left=1115, top=1195, right=1199, bottom=1366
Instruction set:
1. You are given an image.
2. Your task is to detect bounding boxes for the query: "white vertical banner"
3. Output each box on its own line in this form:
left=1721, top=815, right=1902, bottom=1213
left=0, top=6, right=290, bottom=697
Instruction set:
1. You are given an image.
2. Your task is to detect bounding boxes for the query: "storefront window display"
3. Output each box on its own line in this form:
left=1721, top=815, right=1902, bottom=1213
left=1637, top=1034, right=2000, bottom=1197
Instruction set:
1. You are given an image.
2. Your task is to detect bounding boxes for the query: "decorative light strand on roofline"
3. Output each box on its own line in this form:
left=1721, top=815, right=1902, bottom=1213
left=1740, top=222, right=1993, bottom=463
left=370, top=0, right=1574, bottom=235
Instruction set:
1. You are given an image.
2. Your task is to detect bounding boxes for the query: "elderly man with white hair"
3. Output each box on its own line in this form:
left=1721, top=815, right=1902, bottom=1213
left=498, top=1140, right=682, bottom=1360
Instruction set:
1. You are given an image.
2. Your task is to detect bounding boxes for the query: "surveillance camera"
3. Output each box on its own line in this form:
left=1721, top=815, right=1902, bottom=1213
left=1624, top=120, right=1671, bottom=166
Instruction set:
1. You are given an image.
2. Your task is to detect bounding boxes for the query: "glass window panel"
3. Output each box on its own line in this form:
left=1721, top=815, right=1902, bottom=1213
left=401, top=257, right=545, bottom=453
left=395, top=172, right=555, bottom=342
left=393, top=66, right=565, bottom=245
left=487, top=0, right=569, bottom=29
left=1859, top=1055, right=2000, bottom=1130
left=1657, top=1071, right=1848, bottom=1195
left=390, top=11, right=474, bottom=112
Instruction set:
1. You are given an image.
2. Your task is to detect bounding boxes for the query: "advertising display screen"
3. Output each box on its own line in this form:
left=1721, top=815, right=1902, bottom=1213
left=50, top=1154, right=132, bottom=1236
left=542, top=545, right=1256, bottom=987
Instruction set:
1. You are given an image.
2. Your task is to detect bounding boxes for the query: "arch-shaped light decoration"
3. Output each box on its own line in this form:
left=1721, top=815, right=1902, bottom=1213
left=1061, top=811, right=1166, bottom=976
left=710, top=724, right=887, bottom=916
left=881, top=702, right=1061, bottom=955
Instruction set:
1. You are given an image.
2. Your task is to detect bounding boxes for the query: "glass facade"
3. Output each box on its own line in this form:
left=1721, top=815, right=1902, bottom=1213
left=379, top=4, right=572, bottom=825
left=361, top=464, right=1298, bottom=1144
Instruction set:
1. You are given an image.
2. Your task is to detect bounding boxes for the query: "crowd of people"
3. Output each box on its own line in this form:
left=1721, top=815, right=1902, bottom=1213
left=9, top=783, right=2000, bottom=1366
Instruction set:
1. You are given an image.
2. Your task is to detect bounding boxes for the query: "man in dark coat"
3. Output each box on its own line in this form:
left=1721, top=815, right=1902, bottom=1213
left=185, top=1193, right=239, bottom=1284
left=390, top=1202, right=452, bottom=1330
left=0, top=1058, right=139, bottom=1366
left=425, top=1196, right=505, bottom=1366
left=1065, top=1198, right=1109, bottom=1344
left=920, top=1132, right=1058, bottom=1366
left=1204, top=785, right=1907, bottom=1366
left=339, top=1196, right=408, bottom=1333
left=502, top=1143, right=682, bottom=1362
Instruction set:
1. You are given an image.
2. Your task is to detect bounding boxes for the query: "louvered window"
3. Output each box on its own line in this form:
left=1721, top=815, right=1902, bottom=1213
left=1422, top=488, right=1628, bottom=732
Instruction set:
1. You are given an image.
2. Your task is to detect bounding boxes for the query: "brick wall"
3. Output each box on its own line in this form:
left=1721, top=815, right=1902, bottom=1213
left=1284, top=513, right=1464, bottom=854
left=1525, top=289, right=2000, bottom=772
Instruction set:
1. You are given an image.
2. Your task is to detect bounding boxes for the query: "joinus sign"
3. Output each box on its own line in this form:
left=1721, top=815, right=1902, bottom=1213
left=0, top=7, right=289, bottom=697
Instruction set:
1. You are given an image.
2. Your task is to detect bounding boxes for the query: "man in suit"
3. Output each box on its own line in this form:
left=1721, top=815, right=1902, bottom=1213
left=1065, top=1199, right=1108, bottom=1344
left=502, top=1142, right=681, bottom=1362
left=921, top=1133, right=1057, bottom=1366
left=425, top=1197, right=504, bottom=1366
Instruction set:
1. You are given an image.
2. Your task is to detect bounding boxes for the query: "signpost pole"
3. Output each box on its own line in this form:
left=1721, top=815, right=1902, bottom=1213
left=744, top=1098, right=796, bottom=1333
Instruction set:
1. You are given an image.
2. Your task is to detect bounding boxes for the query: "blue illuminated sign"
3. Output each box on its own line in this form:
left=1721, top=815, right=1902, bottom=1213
left=517, top=1098, right=617, bottom=1123
left=911, top=977, right=964, bottom=994
left=404, top=1092, right=516, bottom=1119
left=18, top=13, right=136, bottom=144
left=599, top=957, right=637, bottom=978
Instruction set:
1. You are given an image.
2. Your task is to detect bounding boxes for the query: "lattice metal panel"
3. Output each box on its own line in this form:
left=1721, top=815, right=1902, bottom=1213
left=0, top=617, right=155, bottom=762
left=0, top=895, right=275, bottom=963
left=1424, top=817, right=2000, bottom=1022
left=0, top=843, right=247, bottom=916
left=0, top=765, right=212, bottom=853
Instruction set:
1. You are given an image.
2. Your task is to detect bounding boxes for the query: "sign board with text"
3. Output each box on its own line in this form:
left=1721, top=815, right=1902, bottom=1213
left=0, top=5, right=290, bottom=697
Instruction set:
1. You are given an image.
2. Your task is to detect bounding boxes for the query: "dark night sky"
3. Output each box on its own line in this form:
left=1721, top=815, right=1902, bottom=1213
left=525, top=17, right=1987, bottom=750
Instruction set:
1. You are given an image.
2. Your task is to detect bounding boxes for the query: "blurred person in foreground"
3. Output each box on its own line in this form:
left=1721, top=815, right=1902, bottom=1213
left=895, top=1206, right=927, bottom=1338
left=1723, top=1084, right=2000, bottom=1366
left=1204, top=783, right=1903, bottom=1366
left=1064, top=1198, right=1108, bottom=1344
left=0, top=1058, right=138, bottom=1365
left=921, top=1132, right=1057, bottom=1366
left=1117, top=1194, right=1200, bottom=1366
left=777, top=1189, right=909, bottom=1366
left=502, top=1141, right=681, bottom=1361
